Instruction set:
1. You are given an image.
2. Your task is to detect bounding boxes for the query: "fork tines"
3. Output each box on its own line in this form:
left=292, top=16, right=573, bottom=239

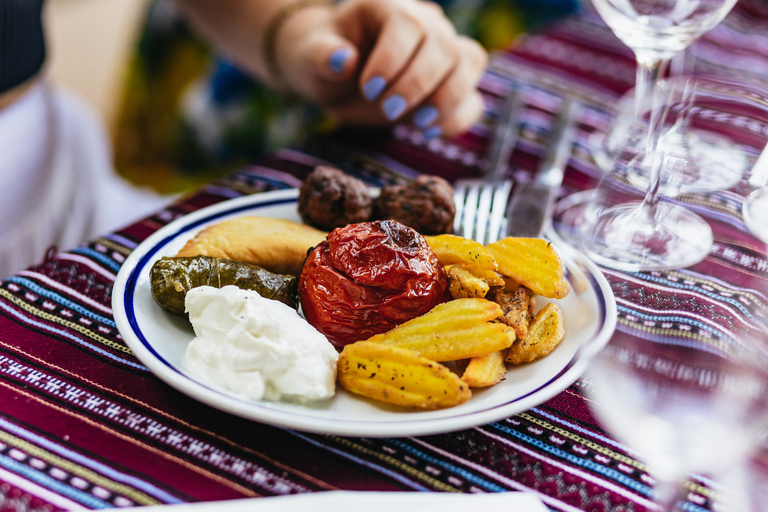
left=453, top=179, right=513, bottom=245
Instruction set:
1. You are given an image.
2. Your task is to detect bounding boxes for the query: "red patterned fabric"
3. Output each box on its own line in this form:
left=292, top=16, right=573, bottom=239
left=0, top=7, right=766, bottom=512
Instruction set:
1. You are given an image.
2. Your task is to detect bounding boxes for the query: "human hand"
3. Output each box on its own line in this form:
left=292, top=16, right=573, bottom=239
left=274, top=0, right=488, bottom=139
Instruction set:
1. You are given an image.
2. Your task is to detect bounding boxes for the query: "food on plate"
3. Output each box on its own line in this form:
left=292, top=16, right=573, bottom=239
left=298, top=166, right=373, bottom=231
left=486, top=237, right=571, bottom=299
left=463, top=267, right=505, bottom=288
left=487, top=287, right=535, bottom=340
left=426, top=234, right=504, bottom=294
left=296, top=166, right=456, bottom=235
left=424, top=234, right=498, bottom=271
left=185, top=285, right=338, bottom=403
left=373, top=175, right=455, bottom=235
left=146, top=198, right=574, bottom=411
left=365, top=298, right=515, bottom=362
left=461, top=350, right=507, bottom=388
left=337, top=341, right=471, bottom=409
left=150, top=256, right=298, bottom=315
left=507, top=303, right=565, bottom=365
left=446, top=265, right=489, bottom=299
left=177, top=216, right=326, bottom=276
left=299, top=220, right=448, bottom=347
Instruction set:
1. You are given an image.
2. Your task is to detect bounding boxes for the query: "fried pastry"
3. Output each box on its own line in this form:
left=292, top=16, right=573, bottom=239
left=177, top=216, right=326, bottom=276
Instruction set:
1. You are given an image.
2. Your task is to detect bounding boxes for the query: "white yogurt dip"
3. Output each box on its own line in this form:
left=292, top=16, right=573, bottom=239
left=184, top=285, right=337, bottom=403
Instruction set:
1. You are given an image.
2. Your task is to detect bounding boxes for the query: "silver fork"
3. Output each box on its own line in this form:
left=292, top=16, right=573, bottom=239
left=453, top=87, right=523, bottom=244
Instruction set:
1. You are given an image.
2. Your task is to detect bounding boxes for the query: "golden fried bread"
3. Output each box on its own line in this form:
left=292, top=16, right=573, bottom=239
left=177, top=216, right=327, bottom=276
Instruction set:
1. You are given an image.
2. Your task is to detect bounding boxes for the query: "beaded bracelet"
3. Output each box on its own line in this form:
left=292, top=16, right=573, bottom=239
left=263, top=0, right=333, bottom=89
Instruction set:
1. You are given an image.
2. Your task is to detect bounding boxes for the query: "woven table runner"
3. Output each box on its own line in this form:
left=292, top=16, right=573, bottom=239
left=0, top=7, right=767, bottom=512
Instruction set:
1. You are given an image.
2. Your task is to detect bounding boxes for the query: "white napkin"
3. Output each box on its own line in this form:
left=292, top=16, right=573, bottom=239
left=137, top=491, right=549, bottom=512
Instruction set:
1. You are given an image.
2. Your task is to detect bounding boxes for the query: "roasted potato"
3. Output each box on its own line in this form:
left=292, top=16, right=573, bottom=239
left=338, top=342, right=471, bottom=409
left=461, top=350, right=507, bottom=388
left=466, top=267, right=505, bottom=288
left=486, top=238, right=570, bottom=299
left=446, top=265, right=490, bottom=299
left=366, top=298, right=515, bottom=362
left=507, top=303, right=565, bottom=364
left=425, top=234, right=498, bottom=272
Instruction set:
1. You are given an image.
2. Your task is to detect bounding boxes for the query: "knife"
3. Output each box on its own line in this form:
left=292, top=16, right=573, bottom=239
left=505, top=100, right=579, bottom=237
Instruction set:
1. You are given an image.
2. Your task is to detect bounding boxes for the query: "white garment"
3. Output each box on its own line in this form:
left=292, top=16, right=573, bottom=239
left=0, top=81, right=172, bottom=279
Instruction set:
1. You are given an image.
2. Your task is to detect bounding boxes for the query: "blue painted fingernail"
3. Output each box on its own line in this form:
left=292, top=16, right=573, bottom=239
left=328, top=48, right=352, bottom=74
left=413, top=106, right=439, bottom=128
left=363, top=76, right=387, bottom=100
left=383, top=95, right=407, bottom=120
left=423, top=126, right=442, bottom=141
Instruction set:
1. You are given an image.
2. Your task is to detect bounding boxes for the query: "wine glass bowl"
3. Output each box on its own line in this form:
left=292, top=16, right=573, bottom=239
left=592, top=0, right=738, bottom=62
left=587, top=331, right=768, bottom=511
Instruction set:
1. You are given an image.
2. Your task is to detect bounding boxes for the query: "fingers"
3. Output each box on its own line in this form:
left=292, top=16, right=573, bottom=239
left=412, top=36, right=489, bottom=139
left=305, top=32, right=360, bottom=82
left=376, top=24, right=459, bottom=121
left=324, top=0, right=488, bottom=138
left=353, top=1, right=457, bottom=110
left=357, top=9, right=426, bottom=102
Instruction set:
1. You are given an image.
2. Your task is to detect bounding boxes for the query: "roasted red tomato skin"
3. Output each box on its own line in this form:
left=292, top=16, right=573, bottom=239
left=299, top=220, right=448, bottom=347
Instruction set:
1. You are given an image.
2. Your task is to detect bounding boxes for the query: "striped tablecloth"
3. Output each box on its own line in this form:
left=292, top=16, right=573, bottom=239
left=1, top=7, right=768, bottom=512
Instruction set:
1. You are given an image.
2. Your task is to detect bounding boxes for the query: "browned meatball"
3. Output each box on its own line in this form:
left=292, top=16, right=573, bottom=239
left=298, top=166, right=373, bottom=231
left=373, top=175, right=455, bottom=235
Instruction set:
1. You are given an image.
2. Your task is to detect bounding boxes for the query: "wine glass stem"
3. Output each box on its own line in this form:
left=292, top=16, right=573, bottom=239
left=655, top=477, right=685, bottom=512
left=635, top=56, right=672, bottom=208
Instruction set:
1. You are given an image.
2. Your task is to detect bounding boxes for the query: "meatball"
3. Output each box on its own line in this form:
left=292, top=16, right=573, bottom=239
left=373, top=175, right=455, bottom=235
left=298, top=166, right=372, bottom=231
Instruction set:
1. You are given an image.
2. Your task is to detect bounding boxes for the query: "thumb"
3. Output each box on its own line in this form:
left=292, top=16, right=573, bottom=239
left=303, top=31, right=359, bottom=82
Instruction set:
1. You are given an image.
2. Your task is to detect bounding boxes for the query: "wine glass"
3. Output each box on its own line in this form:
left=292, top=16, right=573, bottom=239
left=554, top=76, right=768, bottom=270
left=582, top=196, right=768, bottom=510
left=572, top=0, right=739, bottom=271
left=586, top=326, right=768, bottom=511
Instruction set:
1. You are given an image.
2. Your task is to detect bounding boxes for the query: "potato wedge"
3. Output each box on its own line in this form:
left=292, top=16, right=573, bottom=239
left=487, top=237, right=570, bottom=299
left=425, top=235, right=498, bottom=272
left=447, top=265, right=490, bottom=299
left=338, top=342, right=471, bottom=409
left=465, top=267, right=505, bottom=288
left=461, top=350, right=507, bottom=388
left=507, top=303, right=565, bottom=365
left=366, top=298, right=515, bottom=362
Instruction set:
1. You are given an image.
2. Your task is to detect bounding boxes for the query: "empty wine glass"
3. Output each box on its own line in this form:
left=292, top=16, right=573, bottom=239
left=570, top=0, right=740, bottom=271
left=587, top=326, right=768, bottom=511
left=554, top=76, right=768, bottom=271
left=577, top=82, right=715, bottom=271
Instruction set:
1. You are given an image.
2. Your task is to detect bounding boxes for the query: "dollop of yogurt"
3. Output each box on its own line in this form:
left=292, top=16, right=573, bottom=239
left=184, top=285, right=337, bottom=403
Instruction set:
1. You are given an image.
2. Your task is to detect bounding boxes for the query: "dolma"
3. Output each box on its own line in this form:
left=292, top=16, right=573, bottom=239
left=150, top=256, right=298, bottom=315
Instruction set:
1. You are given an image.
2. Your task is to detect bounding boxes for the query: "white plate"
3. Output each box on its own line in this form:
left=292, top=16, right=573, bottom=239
left=112, top=189, right=616, bottom=437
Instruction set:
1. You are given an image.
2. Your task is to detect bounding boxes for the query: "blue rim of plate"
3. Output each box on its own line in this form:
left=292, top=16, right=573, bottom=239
left=112, top=189, right=617, bottom=437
